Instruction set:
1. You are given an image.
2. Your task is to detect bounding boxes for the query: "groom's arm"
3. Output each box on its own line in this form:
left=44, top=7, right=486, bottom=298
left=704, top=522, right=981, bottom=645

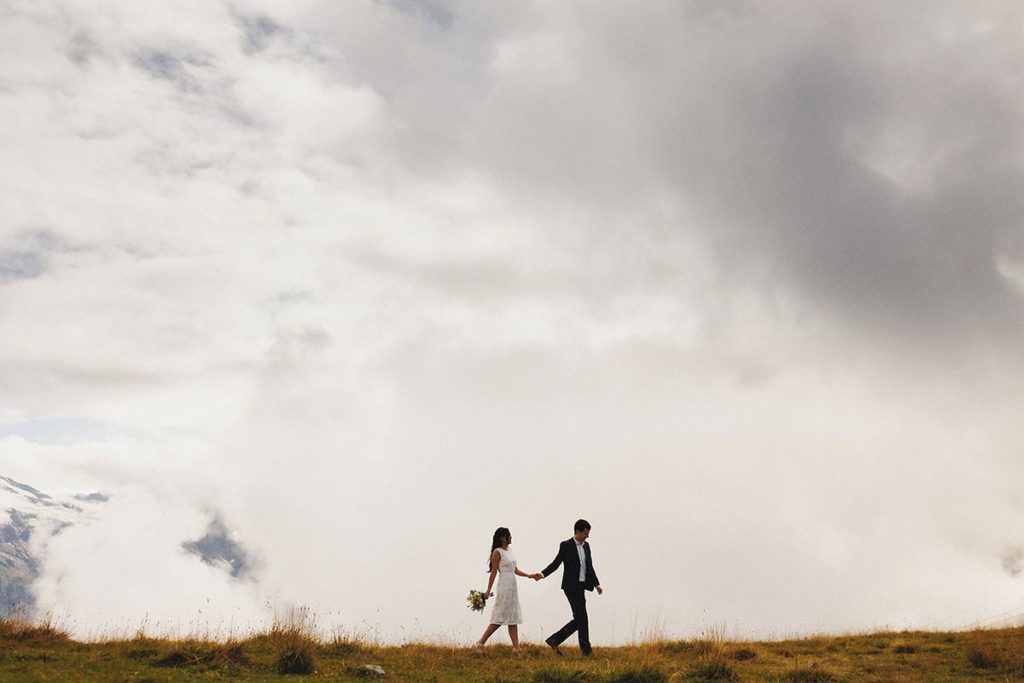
left=587, top=545, right=601, bottom=592
left=540, top=541, right=566, bottom=578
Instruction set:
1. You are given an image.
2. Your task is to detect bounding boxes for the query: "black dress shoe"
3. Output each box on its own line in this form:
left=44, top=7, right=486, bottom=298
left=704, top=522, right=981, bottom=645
left=581, top=650, right=594, bottom=657
left=544, top=637, right=563, bottom=656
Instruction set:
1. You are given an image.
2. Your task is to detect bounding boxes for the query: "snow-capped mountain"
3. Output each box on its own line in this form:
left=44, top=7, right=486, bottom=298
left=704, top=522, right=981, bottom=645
left=1, top=475, right=254, bottom=618
left=0, top=475, right=102, bottom=617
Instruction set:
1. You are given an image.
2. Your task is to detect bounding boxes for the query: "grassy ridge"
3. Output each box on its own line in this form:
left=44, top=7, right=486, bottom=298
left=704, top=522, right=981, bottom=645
left=3, top=614, right=1024, bottom=681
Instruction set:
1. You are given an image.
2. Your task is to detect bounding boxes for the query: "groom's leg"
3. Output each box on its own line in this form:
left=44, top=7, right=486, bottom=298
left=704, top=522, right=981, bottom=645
left=569, top=588, right=590, bottom=653
left=547, top=589, right=581, bottom=645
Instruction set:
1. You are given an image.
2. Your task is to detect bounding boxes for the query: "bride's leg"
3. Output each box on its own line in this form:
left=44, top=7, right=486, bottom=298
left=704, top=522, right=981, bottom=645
left=508, top=625, right=519, bottom=649
left=477, top=623, right=500, bottom=647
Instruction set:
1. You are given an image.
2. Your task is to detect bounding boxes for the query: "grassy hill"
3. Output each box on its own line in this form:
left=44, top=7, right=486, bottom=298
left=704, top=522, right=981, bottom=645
left=3, top=613, right=1024, bottom=681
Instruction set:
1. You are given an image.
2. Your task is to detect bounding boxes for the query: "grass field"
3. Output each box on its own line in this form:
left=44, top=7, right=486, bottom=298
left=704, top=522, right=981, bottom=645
left=4, top=613, right=1024, bottom=681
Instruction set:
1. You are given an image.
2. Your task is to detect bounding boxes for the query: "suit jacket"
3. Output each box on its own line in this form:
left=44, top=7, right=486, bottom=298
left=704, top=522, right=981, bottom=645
left=541, top=538, right=600, bottom=591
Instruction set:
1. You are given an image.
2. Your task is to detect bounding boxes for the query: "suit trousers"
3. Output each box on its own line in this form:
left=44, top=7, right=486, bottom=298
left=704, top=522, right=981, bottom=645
left=549, top=584, right=590, bottom=653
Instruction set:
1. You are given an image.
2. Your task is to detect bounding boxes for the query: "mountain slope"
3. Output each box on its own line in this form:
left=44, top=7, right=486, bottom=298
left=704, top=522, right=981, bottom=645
left=0, top=476, right=101, bottom=616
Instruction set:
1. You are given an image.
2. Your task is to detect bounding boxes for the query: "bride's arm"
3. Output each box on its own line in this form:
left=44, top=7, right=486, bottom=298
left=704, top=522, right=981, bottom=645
left=484, top=549, right=500, bottom=596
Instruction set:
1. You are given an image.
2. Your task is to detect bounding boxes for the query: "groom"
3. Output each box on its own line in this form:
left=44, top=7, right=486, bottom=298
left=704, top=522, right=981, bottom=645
left=537, top=519, right=603, bottom=657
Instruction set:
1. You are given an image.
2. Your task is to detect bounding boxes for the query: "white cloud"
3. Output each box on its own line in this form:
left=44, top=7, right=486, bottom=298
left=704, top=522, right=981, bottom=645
left=1, top=0, right=1023, bottom=643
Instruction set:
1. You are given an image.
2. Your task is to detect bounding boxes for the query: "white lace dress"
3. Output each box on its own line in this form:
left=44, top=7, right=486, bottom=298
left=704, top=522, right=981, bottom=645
left=489, top=547, right=523, bottom=625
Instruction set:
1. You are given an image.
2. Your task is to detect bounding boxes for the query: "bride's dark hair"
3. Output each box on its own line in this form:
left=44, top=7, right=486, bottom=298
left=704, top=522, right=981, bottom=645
left=488, top=527, right=511, bottom=571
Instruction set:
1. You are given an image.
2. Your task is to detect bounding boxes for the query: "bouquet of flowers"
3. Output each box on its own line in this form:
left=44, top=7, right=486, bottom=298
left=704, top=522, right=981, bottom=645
left=466, top=589, right=488, bottom=612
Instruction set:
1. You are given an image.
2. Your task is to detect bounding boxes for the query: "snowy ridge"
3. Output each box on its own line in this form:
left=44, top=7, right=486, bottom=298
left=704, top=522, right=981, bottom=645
left=0, top=475, right=105, bottom=616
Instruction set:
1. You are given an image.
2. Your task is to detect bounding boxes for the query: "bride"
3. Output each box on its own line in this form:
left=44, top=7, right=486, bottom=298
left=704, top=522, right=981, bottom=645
left=475, top=526, right=540, bottom=652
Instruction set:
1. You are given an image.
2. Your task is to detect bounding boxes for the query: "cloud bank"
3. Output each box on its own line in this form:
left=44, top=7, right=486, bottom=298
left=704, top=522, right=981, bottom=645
left=1, top=0, right=1023, bottom=642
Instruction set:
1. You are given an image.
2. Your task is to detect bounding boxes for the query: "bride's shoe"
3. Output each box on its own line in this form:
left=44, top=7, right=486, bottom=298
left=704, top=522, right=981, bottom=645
left=473, top=642, right=485, bottom=652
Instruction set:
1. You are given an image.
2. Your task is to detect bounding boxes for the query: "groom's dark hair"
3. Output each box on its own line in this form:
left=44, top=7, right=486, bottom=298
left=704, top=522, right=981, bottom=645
left=574, top=519, right=591, bottom=533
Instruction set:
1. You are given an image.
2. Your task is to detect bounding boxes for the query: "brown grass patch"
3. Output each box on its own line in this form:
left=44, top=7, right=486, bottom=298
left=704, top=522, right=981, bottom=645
left=786, top=666, right=840, bottom=682
left=965, top=630, right=1002, bottom=670
left=152, top=638, right=249, bottom=668
left=0, top=613, right=71, bottom=647
left=269, top=607, right=318, bottom=674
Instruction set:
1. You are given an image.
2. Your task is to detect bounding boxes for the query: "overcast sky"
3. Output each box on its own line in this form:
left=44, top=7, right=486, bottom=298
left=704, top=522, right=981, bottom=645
left=2, top=0, right=1024, bottom=644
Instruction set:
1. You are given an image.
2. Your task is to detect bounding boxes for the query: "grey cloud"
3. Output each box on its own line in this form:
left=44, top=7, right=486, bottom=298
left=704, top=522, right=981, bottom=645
left=670, top=7, right=1016, bottom=349
left=380, top=0, right=455, bottom=31
left=1003, top=545, right=1023, bottom=578
left=0, top=230, right=88, bottom=283
left=295, top=1, right=495, bottom=171
left=0, top=251, right=45, bottom=283
left=25, top=230, right=70, bottom=252
left=309, top=2, right=1023, bottom=354
left=66, top=31, right=98, bottom=65
left=659, top=22, right=1024, bottom=350
left=262, top=288, right=316, bottom=311
left=236, top=14, right=288, bottom=55
left=133, top=48, right=211, bottom=93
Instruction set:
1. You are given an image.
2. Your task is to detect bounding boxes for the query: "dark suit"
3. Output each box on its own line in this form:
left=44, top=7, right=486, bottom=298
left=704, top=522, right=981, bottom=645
left=541, top=538, right=600, bottom=653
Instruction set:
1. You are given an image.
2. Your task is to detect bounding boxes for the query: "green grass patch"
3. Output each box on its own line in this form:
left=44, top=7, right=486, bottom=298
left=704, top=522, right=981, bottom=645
left=687, top=659, right=738, bottom=681
left=533, top=668, right=590, bottom=682
left=786, top=667, right=840, bottom=682
left=606, top=666, right=667, bottom=682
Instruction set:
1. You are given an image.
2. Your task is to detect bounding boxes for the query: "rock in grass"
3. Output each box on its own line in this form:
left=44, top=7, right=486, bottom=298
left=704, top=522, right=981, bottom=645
left=350, top=664, right=385, bottom=677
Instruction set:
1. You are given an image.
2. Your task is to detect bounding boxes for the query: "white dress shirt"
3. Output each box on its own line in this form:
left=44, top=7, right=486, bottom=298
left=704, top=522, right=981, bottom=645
left=575, top=539, right=586, bottom=582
